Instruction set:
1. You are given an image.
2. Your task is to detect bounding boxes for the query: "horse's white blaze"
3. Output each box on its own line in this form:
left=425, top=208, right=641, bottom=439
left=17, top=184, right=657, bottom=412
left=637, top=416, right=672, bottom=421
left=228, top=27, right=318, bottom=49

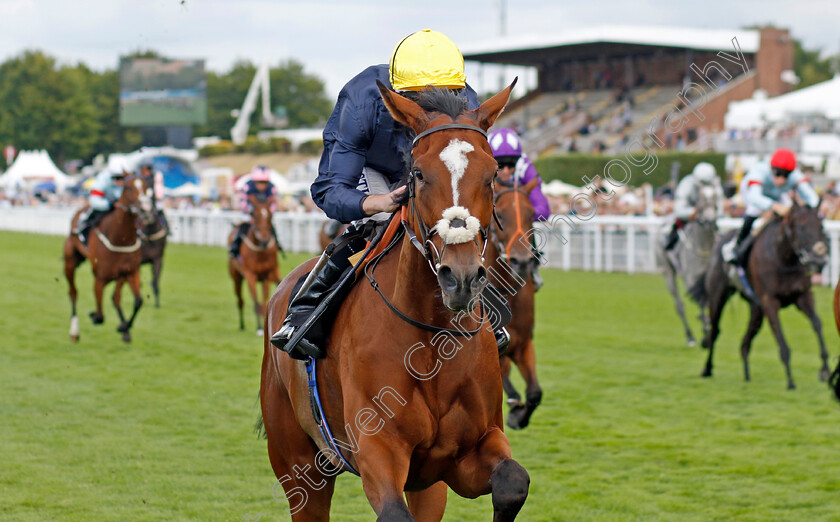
left=439, top=138, right=474, bottom=206
left=134, top=179, right=142, bottom=192
left=261, top=208, right=268, bottom=217
left=69, top=315, right=79, bottom=336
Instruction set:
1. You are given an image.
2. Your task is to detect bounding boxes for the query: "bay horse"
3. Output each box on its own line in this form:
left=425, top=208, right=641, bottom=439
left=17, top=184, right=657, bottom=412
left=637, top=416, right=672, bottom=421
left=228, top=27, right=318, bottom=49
left=829, top=281, right=840, bottom=400
left=138, top=204, right=168, bottom=308
left=63, top=175, right=155, bottom=343
left=488, top=178, right=542, bottom=430
left=694, top=202, right=829, bottom=389
left=229, top=197, right=281, bottom=335
left=656, top=185, right=718, bottom=346
left=260, top=81, right=530, bottom=520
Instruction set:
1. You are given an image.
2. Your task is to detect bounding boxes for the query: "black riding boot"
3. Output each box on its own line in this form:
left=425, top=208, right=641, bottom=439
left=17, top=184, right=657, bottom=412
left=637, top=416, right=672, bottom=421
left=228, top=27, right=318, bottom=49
left=270, top=258, right=348, bottom=359
left=733, top=216, right=757, bottom=267
left=229, top=223, right=248, bottom=258
left=663, top=223, right=680, bottom=251
left=77, top=210, right=106, bottom=246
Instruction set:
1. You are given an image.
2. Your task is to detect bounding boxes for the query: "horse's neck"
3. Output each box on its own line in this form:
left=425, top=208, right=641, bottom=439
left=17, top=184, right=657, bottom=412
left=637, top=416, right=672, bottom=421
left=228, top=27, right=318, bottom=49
left=767, top=221, right=798, bottom=264
left=101, top=206, right=136, bottom=244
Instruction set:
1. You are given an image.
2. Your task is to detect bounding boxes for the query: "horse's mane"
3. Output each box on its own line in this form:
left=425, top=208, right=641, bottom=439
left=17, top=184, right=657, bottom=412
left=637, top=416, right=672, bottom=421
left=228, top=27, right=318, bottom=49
left=415, top=87, right=469, bottom=119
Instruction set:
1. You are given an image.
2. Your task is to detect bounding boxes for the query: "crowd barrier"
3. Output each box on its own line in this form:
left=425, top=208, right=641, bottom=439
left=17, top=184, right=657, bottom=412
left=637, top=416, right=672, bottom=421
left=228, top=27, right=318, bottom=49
left=2, top=207, right=838, bottom=286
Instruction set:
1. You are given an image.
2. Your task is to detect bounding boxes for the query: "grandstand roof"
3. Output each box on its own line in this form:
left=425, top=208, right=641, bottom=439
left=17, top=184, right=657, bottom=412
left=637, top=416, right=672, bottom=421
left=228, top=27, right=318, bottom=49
left=462, top=25, right=760, bottom=64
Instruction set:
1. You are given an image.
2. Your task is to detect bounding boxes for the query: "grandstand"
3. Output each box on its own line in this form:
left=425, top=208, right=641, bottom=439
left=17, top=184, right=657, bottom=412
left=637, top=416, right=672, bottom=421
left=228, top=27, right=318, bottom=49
left=463, top=26, right=794, bottom=156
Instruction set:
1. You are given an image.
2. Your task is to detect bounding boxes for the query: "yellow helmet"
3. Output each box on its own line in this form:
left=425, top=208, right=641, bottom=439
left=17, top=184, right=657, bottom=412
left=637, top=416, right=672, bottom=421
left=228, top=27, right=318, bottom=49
left=389, top=29, right=466, bottom=91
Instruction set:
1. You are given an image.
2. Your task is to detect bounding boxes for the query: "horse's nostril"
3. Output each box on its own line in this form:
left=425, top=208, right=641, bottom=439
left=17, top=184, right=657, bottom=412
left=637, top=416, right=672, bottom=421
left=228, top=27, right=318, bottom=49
left=813, top=242, right=827, bottom=256
left=471, top=266, right=487, bottom=292
left=437, top=266, right=457, bottom=292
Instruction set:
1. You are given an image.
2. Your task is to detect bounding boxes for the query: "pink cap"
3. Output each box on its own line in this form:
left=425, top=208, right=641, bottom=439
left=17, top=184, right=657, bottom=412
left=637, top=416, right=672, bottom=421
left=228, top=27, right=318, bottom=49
left=250, top=165, right=270, bottom=182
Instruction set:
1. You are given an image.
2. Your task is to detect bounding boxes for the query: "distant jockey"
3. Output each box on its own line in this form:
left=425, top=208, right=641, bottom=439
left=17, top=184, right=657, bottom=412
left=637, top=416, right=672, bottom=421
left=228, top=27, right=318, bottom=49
left=725, top=149, right=819, bottom=266
left=488, top=127, right=550, bottom=290
left=76, top=158, right=128, bottom=245
left=229, top=165, right=279, bottom=258
left=138, top=161, right=168, bottom=232
left=662, top=162, right=724, bottom=252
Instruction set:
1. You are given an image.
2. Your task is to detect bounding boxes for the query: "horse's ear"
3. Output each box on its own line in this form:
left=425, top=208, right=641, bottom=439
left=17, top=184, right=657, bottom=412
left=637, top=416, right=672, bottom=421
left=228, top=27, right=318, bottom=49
left=470, top=77, right=518, bottom=131
left=376, top=80, right=429, bottom=134
left=523, top=177, right=539, bottom=195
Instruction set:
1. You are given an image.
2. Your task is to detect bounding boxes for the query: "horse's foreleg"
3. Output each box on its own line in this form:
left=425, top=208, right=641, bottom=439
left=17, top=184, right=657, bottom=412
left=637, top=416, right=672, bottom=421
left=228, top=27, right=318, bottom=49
left=151, top=256, right=163, bottom=308
left=500, top=356, right=521, bottom=405
left=64, top=243, right=81, bottom=341
left=664, top=266, right=694, bottom=346
left=740, top=304, right=764, bottom=382
left=354, top=435, right=414, bottom=520
left=405, top=482, right=447, bottom=522
left=244, top=271, right=261, bottom=335
left=118, top=271, right=143, bottom=343
left=795, top=291, right=830, bottom=382
left=507, top=340, right=542, bottom=430
left=762, top=297, right=796, bottom=390
left=112, top=277, right=128, bottom=327
left=446, top=428, right=529, bottom=521
left=90, top=278, right=106, bottom=325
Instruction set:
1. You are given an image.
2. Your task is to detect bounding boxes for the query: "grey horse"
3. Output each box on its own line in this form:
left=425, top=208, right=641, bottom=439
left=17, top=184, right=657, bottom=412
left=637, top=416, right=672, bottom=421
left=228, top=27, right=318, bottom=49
left=656, top=185, right=719, bottom=346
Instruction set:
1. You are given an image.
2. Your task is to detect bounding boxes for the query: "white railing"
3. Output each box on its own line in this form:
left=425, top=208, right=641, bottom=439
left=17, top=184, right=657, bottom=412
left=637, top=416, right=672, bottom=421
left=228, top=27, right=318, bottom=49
left=2, top=207, right=839, bottom=286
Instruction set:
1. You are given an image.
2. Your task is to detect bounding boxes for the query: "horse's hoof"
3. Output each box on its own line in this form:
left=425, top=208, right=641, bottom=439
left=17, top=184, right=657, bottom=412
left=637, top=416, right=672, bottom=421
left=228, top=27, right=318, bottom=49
left=506, top=405, right=528, bottom=430
left=122, top=332, right=131, bottom=343
left=686, top=339, right=696, bottom=347
left=701, top=370, right=712, bottom=378
left=787, top=383, right=796, bottom=390
left=256, top=328, right=264, bottom=337
left=89, top=312, right=104, bottom=325
left=70, top=334, right=80, bottom=343
left=116, top=322, right=129, bottom=333
left=819, top=369, right=830, bottom=382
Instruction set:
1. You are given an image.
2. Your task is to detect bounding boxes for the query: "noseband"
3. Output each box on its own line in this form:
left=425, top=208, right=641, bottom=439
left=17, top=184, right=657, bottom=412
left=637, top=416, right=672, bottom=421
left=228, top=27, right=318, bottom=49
left=403, top=123, right=491, bottom=275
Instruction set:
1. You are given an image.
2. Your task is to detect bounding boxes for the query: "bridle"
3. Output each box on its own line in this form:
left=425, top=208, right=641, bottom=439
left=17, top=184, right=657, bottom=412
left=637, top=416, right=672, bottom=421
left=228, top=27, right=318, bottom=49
left=403, top=123, right=492, bottom=275
left=492, top=181, right=533, bottom=263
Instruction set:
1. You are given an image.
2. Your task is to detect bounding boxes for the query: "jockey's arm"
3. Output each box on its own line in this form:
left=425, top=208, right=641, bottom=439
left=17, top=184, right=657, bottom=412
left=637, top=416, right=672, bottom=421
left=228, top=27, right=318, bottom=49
left=311, top=100, right=373, bottom=223
left=673, top=177, right=695, bottom=220
left=745, top=179, right=776, bottom=212
left=791, top=171, right=820, bottom=208
left=89, top=192, right=111, bottom=211
left=522, top=161, right=551, bottom=221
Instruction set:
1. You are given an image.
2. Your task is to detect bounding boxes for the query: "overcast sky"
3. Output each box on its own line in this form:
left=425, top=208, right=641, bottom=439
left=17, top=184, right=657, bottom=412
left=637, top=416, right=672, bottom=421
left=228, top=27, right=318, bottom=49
left=1, top=0, right=838, bottom=99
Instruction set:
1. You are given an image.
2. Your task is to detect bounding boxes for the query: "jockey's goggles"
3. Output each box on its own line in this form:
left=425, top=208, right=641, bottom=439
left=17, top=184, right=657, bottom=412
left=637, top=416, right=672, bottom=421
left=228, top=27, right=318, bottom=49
left=495, top=156, right=519, bottom=169
left=772, top=167, right=792, bottom=179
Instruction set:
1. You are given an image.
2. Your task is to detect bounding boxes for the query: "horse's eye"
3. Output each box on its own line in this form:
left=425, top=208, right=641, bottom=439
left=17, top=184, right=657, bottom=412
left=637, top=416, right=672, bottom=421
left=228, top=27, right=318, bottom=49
left=413, top=169, right=423, bottom=182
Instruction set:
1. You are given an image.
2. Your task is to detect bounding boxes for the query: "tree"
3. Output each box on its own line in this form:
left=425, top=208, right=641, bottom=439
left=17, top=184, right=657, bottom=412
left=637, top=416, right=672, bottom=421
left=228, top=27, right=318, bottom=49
left=0, top=50, right=100, bottom=165
left=74, top=65, right=142, bottom=156
left=792, top=38, right=835, bottom=90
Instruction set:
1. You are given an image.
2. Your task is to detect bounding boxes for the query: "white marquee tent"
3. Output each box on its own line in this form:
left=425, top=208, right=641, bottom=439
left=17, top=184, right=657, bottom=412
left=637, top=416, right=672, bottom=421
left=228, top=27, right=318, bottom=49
left=0, top=150, right=69, bottom=191
left=725, top=76, right=840, bottom=129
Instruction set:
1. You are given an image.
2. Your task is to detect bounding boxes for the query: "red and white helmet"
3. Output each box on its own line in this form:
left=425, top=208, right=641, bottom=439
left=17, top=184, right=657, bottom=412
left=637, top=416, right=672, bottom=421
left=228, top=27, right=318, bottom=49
left=250, top=165, right=271, bottom=182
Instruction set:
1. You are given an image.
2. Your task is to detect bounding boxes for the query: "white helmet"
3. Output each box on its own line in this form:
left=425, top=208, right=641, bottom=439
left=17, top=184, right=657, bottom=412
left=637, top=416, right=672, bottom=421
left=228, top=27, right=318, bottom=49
left=107, top=156, right=129, bottom=177
left=692, top=162, right=716, bottom=184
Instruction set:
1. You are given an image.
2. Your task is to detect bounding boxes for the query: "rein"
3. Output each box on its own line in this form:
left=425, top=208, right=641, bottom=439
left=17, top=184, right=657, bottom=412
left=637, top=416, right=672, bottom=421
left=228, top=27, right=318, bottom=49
left=364, top=222, right=486, bottom=337
left=493, top=184, right=532, bottom=262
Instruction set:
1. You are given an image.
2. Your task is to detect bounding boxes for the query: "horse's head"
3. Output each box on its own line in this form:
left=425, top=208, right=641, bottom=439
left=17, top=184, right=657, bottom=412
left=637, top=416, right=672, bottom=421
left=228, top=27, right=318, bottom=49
left=378, top=79, right=516, bottom=310
left=785, top=201, right=828, bottom=272
left=695, top=184, right=718, bottom=225
left=493, top=178, right=538, bottom=280
left=120, top=174, right=156, bottom=226
left=251, top=197, right=275, bottom=248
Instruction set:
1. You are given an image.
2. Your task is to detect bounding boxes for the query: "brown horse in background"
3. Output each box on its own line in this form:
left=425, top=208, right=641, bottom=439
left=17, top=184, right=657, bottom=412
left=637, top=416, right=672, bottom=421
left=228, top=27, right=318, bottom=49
left=489, top=178, right=542, bottom=430
left=260, top=81, right=530, bottom=520
left=229, top=197, right=281, bottom=335
left=63, top=176, right=155, bottom=343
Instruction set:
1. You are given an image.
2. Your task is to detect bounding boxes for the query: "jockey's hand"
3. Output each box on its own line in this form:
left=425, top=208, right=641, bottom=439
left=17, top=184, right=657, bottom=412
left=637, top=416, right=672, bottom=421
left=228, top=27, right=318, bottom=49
left=363, top=186, right=407, bottom=216
left=771, top=202, right=791, bottom=217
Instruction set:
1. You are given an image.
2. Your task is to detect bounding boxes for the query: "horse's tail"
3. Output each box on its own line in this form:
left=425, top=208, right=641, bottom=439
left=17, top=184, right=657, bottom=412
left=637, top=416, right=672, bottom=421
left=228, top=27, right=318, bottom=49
left=253, top=392, right=267, bottom=439
left=687, top=273, right=708, bottom=306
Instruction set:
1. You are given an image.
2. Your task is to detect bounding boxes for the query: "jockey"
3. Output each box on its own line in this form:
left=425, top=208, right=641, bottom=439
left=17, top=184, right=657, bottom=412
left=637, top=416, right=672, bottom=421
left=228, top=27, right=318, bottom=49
left=488, top=127, right=550, bottom=290
left=726, top=148, right=819, bottom=266
left=229, top=166, right=279, bottom=258
left=138, top=161, right=168, bottom=230
left=270, top=29, right=511, bottom=360
left=662, top=162, right=723, bottom=252
left=77, top=159, right=127, bottom=245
